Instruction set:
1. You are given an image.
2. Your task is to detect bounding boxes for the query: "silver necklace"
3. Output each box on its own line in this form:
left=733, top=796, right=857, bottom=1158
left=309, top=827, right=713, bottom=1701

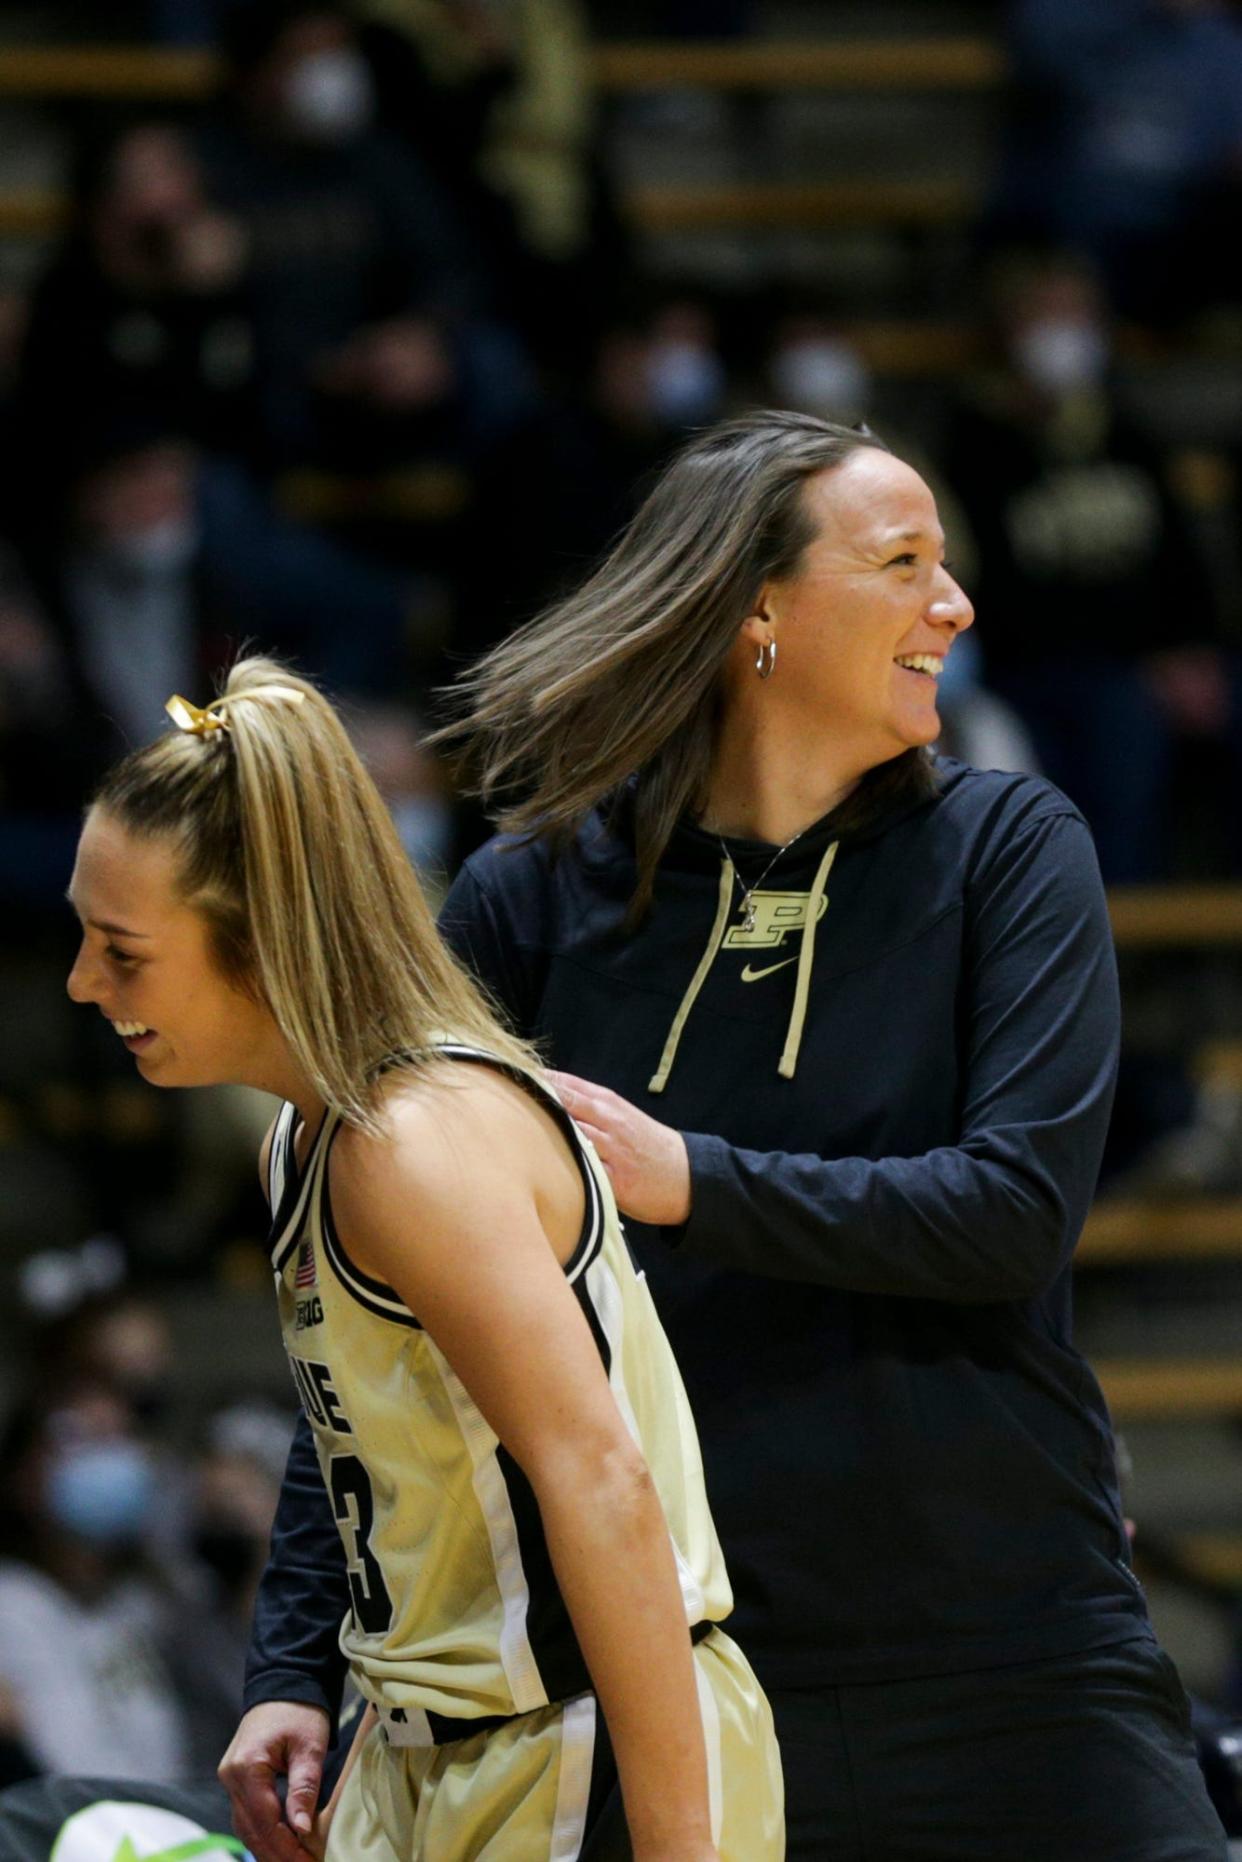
left=716, top=824, right=812, bottom=934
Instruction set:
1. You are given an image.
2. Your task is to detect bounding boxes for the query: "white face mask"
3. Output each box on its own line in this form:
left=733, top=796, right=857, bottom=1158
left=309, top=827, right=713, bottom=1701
left=105, top=516, right=199, bottom=578
left=46, top=1440, right=155, bottom=1545
left=282, top=48, right=375, bottom=143
left=1011, top=320, right=1109, bottom=395
left=769, top=339, right=871, bottom=422
left=645, top=339, right=726, bottom=428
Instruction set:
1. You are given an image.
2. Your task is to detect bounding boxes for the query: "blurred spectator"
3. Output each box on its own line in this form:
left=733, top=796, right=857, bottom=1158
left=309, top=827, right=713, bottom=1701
left=0, top=1386, right=188, bottom=1781
left=996, top=0, right=1242, bottom=322
left=166, top=1401, right=289, bottom=1773
left=30, top=1287, right=173, bottom=1431
left=357, top=0, right=624, bottom=374
left=933, top=631, right=1042, bottom=777
left=0, top=547, right=90, bottom=907
left=197, top=0, right=534, bottom=473
left=153, top=0, right=697, bottom=372
left=525, top=305, right=727, bottom=579
left=0, top=1685, right=39, bottom=1792
left=18, top=1287, right=213, bottom=1586
left=943, top=251, right=1228, bottom=879
left=10, top=121, right=255, bottom=522
left=349, top=701, right=455, bottom=895
left=58, top=435, right=205, bottom=752
left=765, top=315, right=872, bottom=427
left=17, top=425, right=418, bottom=768
left=643, top=299, right=729, bottom=430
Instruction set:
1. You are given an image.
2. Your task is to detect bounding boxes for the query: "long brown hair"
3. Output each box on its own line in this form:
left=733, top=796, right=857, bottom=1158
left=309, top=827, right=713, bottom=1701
left=440, top=410, right=903, bottom=913
left=92, top=657, right=536, bottom=1132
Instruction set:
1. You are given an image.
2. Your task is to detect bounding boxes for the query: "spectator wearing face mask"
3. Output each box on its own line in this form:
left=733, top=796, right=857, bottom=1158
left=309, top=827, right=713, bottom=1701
left=765, top=315, right=873, bottom=429
left=18, top=421, right=426, bottom=775
left=513, top=303, right=729, bottom=577
left=353, top=0, right=626, bottom=379
left=157, top=1402, right=292, bottom=1777
left=942, top=252, right=1227, bottom=881
left=196, top=1, right=536, bottom=477
left=0, top=1385, right=189, bottom=1781
left=0, top=544, right=90, bottom=911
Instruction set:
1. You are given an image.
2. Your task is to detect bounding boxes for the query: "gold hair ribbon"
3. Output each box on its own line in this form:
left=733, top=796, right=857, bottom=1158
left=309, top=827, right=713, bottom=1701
left=165, top=694, right=228, bottom=736
left=165, top=686, right=306, bottom=736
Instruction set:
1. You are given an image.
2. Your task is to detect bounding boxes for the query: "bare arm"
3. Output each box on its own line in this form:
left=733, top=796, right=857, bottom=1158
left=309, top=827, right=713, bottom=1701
left=332, top=1070, right=718, bottom=1862
left=307, top=1703, right=376, bottom=1861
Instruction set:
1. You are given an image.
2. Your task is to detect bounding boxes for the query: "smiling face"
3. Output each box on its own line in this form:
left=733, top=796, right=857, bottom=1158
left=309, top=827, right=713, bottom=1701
left=66, top=809, right=282, bottom=1092
left=749, top=447, right=974, bottom=767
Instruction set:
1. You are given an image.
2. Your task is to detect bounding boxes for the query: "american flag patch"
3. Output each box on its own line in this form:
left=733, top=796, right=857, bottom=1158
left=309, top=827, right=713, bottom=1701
left=294, top=1239, right=316, bottom=1289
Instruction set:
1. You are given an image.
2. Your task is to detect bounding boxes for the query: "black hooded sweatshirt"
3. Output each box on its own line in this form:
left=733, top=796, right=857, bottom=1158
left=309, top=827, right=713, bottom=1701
left=245, top=756, right=1148, bottom=1717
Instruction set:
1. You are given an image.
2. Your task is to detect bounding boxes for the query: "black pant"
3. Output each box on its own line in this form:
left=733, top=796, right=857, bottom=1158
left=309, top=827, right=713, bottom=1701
left=770, top=1638, right=1228, bottom=1861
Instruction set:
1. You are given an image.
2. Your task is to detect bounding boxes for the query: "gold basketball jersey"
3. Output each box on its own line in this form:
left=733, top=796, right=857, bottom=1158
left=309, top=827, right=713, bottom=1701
left=270, top=1043, right=733, bottom=1730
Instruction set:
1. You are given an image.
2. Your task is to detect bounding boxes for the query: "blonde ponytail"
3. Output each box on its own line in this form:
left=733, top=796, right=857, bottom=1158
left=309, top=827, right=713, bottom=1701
left=93, top=657, right=534, bottom=1130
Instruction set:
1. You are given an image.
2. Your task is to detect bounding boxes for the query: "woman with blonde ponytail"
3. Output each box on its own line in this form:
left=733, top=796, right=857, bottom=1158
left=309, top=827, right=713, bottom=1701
left=65, top=657, right=783, bottom=1862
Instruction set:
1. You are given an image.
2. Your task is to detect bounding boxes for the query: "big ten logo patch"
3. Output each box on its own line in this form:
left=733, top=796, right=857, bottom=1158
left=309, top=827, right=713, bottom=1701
left=49, top=1799, right=249, bottom=1861
left=723, top=891, right=828, bottom=951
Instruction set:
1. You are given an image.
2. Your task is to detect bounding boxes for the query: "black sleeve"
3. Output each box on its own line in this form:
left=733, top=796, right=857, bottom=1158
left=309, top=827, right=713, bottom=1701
left=676, top=811, right=1119, bottom=1302
left=242, top=1412, right=350, bottom=1727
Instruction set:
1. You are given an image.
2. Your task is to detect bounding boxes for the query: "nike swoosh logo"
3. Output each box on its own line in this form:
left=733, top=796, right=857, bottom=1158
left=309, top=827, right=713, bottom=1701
left=740, top=956, right=800, bottom=982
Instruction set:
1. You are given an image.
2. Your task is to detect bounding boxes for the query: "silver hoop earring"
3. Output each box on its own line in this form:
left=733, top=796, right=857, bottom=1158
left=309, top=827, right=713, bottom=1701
left=755, top=637, right=777, bottom=680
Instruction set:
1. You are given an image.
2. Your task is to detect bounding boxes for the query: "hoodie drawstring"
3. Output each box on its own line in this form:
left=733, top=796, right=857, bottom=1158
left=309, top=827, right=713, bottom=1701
left=648, top=857, right=735, bottom=1094
left=648, top=837, right=840, bottom=1094
left=778, top=838, right=838, bottom=1079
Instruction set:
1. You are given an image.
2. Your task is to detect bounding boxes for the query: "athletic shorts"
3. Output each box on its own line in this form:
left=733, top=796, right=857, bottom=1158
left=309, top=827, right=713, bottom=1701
left=327, top=1628, right=784, bottom=1861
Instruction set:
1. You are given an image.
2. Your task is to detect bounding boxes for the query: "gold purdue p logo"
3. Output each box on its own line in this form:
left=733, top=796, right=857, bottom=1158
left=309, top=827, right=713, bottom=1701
left=723, top=891, right=829, bottom=950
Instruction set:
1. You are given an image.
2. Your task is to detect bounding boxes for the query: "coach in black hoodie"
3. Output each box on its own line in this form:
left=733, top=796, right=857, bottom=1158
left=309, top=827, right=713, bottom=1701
left=223, top=413, right=1225, bottom=1859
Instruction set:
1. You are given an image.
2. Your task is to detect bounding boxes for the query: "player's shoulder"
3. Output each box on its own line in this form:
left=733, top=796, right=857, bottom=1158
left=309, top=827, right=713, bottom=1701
left=333, top=1058, right=551, bottom=1215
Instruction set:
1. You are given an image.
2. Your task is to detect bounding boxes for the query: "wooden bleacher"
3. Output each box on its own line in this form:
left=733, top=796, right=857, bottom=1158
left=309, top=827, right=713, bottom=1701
left=627, top=177, right=980, bottom=232
left=0, top=178, right=984, bottom=245
left=1094, top=1360, right=1242, bottom=1424
left=1081, top=890, right=1242, bottom=1450
left=1169, top=1532, right=1242, bottom=1589
left=0, top=45, right=215, bottom=98
left=0, top=36, right=995, bottom=239
left=591, top=38, right=1007, bottom=91
left=1079, top=1199, right=1242, bottom=1266
left=1080, top=898, right=1242, bottom=1272
left=0, top=39, right=1009, bottom=101
left=1109, top=885, right=1242, bottom=949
